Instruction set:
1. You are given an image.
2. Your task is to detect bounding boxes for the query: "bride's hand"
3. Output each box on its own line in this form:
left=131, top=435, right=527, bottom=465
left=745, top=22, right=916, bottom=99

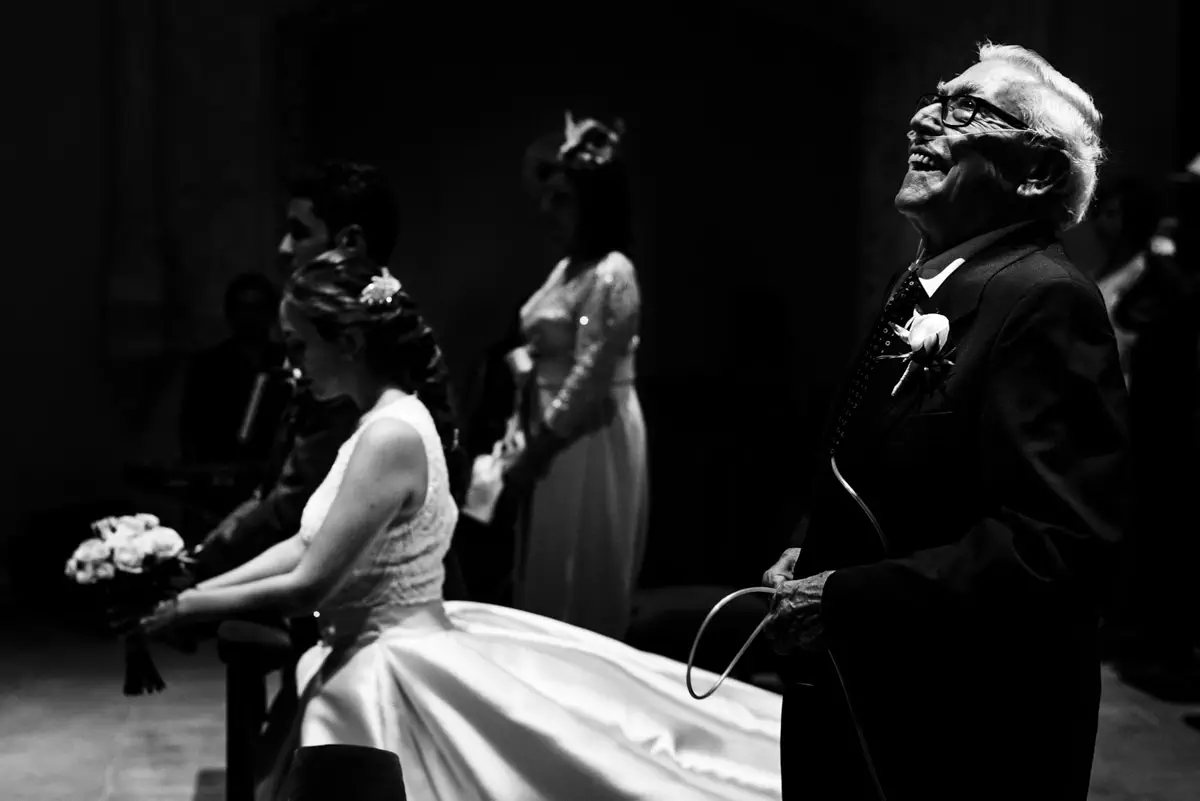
left=138, top=595, right=188, bottom=636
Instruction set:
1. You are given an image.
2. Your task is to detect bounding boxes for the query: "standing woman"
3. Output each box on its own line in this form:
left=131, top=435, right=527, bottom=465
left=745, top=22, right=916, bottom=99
left=505, top=113, right=649, bottom=639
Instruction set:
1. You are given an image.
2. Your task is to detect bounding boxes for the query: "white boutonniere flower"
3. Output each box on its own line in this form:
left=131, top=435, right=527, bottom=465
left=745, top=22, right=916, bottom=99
left=878, top=309, right=955, bottom=396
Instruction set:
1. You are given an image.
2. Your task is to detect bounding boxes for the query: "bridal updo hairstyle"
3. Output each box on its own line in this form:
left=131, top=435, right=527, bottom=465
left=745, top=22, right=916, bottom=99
left=284, top=235, right=469, bottom=503
left=525, top=112, right=633, bottom=260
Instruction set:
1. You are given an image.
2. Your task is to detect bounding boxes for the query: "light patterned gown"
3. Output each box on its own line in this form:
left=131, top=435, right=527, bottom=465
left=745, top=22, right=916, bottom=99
left=256, top=394, right=782, bottom=801
left=516, top=251, right=649, bottom=640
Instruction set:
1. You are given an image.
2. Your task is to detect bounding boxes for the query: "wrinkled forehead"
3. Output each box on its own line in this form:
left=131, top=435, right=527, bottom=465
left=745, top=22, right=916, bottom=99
left=937, top=60, right=1037, bottom=115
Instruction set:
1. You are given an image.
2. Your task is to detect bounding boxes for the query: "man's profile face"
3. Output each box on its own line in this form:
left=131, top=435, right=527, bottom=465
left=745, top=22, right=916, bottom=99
left=277, top=197, right=330, bottom=276
left=895, top=60, right=1036, bottom=248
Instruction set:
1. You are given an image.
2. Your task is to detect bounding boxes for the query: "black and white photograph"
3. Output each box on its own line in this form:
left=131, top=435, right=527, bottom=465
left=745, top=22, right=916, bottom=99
left=2, top=1, right=1197, bottom=799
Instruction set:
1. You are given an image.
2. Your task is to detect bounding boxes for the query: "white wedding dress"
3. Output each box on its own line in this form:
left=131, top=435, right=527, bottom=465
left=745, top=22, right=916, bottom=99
left=258, top=394, right=782, bottom=800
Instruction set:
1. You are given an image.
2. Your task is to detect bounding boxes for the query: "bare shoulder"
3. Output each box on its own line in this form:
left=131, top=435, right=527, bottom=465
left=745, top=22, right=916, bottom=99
left=348, top=416, right=426, bottom=474
left=598, top=250, right=636, bottom=279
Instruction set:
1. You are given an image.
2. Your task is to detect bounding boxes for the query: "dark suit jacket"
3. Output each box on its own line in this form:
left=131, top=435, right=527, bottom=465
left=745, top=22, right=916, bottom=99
left=199, top=389, right=361, bottom=576
left=786, top=222, right=1130, bottom=800
left=179, top=339, right=290, bottom=464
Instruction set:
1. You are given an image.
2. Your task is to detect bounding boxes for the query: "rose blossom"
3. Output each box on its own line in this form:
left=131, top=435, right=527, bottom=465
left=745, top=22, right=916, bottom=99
left=139, top=527, right=185, bottom=560
left=907, top=313, right=951, bottom=365
left=109, top=520, right=142, bottom=544
left=71, top=537, right=112, bottom=566
left=72, top=563, right=99, bottom=584
left=111, top=538, right=147, bottom=574
left=130, top=513, right=161, bottom=531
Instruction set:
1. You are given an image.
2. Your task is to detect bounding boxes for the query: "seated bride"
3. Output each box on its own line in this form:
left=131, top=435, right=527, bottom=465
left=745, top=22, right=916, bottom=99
left=140, top=232, right=783, bottom=800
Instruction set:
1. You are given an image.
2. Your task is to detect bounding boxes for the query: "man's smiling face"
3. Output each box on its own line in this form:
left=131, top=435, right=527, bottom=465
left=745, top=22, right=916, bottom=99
left=896, top=60, right=1039, bottom=251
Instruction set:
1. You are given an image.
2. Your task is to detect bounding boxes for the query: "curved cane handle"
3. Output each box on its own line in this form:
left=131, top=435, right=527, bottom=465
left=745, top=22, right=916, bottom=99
left=685, top=586, right=775, bottom=700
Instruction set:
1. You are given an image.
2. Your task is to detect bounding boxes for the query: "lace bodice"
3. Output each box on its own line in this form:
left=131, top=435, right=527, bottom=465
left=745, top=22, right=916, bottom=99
left=298, top=394, right=458, bottom=627
left=519, top=251, right=641, bottom=438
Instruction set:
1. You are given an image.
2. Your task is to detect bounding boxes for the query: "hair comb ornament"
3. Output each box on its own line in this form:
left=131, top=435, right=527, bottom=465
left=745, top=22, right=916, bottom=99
left=559, top=111, right=624, bottom=169
left=360, top=267, right=402, bottom=306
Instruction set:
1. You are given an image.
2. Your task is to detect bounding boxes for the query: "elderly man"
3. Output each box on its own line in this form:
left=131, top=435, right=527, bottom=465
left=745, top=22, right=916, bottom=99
left=762, top=44, right=1129, bottom=800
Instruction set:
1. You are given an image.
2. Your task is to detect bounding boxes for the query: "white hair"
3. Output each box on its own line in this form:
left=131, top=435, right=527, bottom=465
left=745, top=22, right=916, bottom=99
left=977, top=42, right=1104, bottom=225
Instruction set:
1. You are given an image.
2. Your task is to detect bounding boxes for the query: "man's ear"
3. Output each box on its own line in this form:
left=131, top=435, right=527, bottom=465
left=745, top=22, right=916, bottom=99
left=1017, top=144, right=1070, bottom=199
left=334, top=224, right=368, bottom=257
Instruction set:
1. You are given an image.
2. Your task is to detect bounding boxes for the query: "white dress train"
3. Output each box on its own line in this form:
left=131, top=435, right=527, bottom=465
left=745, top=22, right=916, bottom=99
left=257, top=394, right=781, bottom=800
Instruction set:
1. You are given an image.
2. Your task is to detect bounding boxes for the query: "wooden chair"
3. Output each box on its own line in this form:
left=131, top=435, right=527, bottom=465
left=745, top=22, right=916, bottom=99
left=278, top=745, right=406, bottom=801
left=216, top=619, right=303, bottom=801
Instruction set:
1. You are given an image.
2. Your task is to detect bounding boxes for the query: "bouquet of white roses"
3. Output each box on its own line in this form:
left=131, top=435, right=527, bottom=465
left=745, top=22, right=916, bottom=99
left=64, top=514, right=192, bottom=696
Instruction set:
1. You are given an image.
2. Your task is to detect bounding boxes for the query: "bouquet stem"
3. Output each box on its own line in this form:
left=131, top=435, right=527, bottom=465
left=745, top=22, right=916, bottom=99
left=123, top=633, right=166, bottom=696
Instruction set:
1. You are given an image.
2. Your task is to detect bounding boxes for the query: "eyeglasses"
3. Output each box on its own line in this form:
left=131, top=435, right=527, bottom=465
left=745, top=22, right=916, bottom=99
left=917, top=93, right=1031, bottom=131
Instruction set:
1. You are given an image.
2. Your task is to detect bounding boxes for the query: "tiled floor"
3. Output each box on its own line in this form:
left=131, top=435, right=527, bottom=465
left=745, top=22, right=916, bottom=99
left=0, top=621, right=227, bottom=801
left=1, top=619, right=1197, bottom=800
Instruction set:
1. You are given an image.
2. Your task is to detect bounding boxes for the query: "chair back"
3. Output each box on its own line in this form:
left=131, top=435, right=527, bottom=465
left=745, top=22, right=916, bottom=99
left=278, top=745, right=406, bottom=801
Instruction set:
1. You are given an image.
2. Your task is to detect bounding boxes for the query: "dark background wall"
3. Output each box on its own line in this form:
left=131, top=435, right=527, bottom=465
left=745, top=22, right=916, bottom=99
left=0, top=0, right=1183, bottom=603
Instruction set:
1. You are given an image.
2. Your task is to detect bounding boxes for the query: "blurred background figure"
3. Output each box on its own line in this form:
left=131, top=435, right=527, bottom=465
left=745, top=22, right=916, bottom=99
left=1062, top=173, right=1164, bottom=388
left=1106, top=160, right=1200, bottom=701
left=179, top=272, right=289, bottom=469
left=503, top=114, right=649, bottom=640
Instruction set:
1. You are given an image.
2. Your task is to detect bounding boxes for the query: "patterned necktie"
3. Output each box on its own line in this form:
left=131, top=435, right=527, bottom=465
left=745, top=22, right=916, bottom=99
left=829, top=265, right=925, bottom=456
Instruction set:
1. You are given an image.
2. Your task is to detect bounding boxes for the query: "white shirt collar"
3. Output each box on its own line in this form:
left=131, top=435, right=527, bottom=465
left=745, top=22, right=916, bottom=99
left=917, top=221, right=1035, bottom=298
left=919, top=257, right=964, bottom=296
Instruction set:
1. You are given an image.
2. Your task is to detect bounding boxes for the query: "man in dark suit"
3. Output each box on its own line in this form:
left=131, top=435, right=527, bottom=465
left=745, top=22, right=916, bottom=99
left=191, top=162, right=389, bottom=580
left=192, top=161, right=469, bottom=599
left=761, top=45, right=1129, bottom=800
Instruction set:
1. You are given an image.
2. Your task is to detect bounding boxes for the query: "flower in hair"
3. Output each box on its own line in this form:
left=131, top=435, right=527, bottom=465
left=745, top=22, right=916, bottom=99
left=559, top=111, right=623, bottom=168
left=360, top=267, right=402, bottom=306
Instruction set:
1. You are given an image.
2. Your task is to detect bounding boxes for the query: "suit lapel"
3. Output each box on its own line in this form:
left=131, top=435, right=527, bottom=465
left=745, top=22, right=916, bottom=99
left=921, top=222, right=1057, bottom=324
left=874, top=222, right=1058, bottom=433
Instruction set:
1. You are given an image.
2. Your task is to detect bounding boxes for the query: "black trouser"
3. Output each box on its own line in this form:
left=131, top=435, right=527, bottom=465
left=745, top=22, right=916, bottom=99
left=780, top=680, right=880, bottom=801
left=781, top=640, right=1099, bottom=801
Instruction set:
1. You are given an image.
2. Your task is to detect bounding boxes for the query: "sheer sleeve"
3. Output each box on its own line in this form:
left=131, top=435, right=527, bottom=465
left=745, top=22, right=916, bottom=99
left=543, top=253, right=640, bottom=438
